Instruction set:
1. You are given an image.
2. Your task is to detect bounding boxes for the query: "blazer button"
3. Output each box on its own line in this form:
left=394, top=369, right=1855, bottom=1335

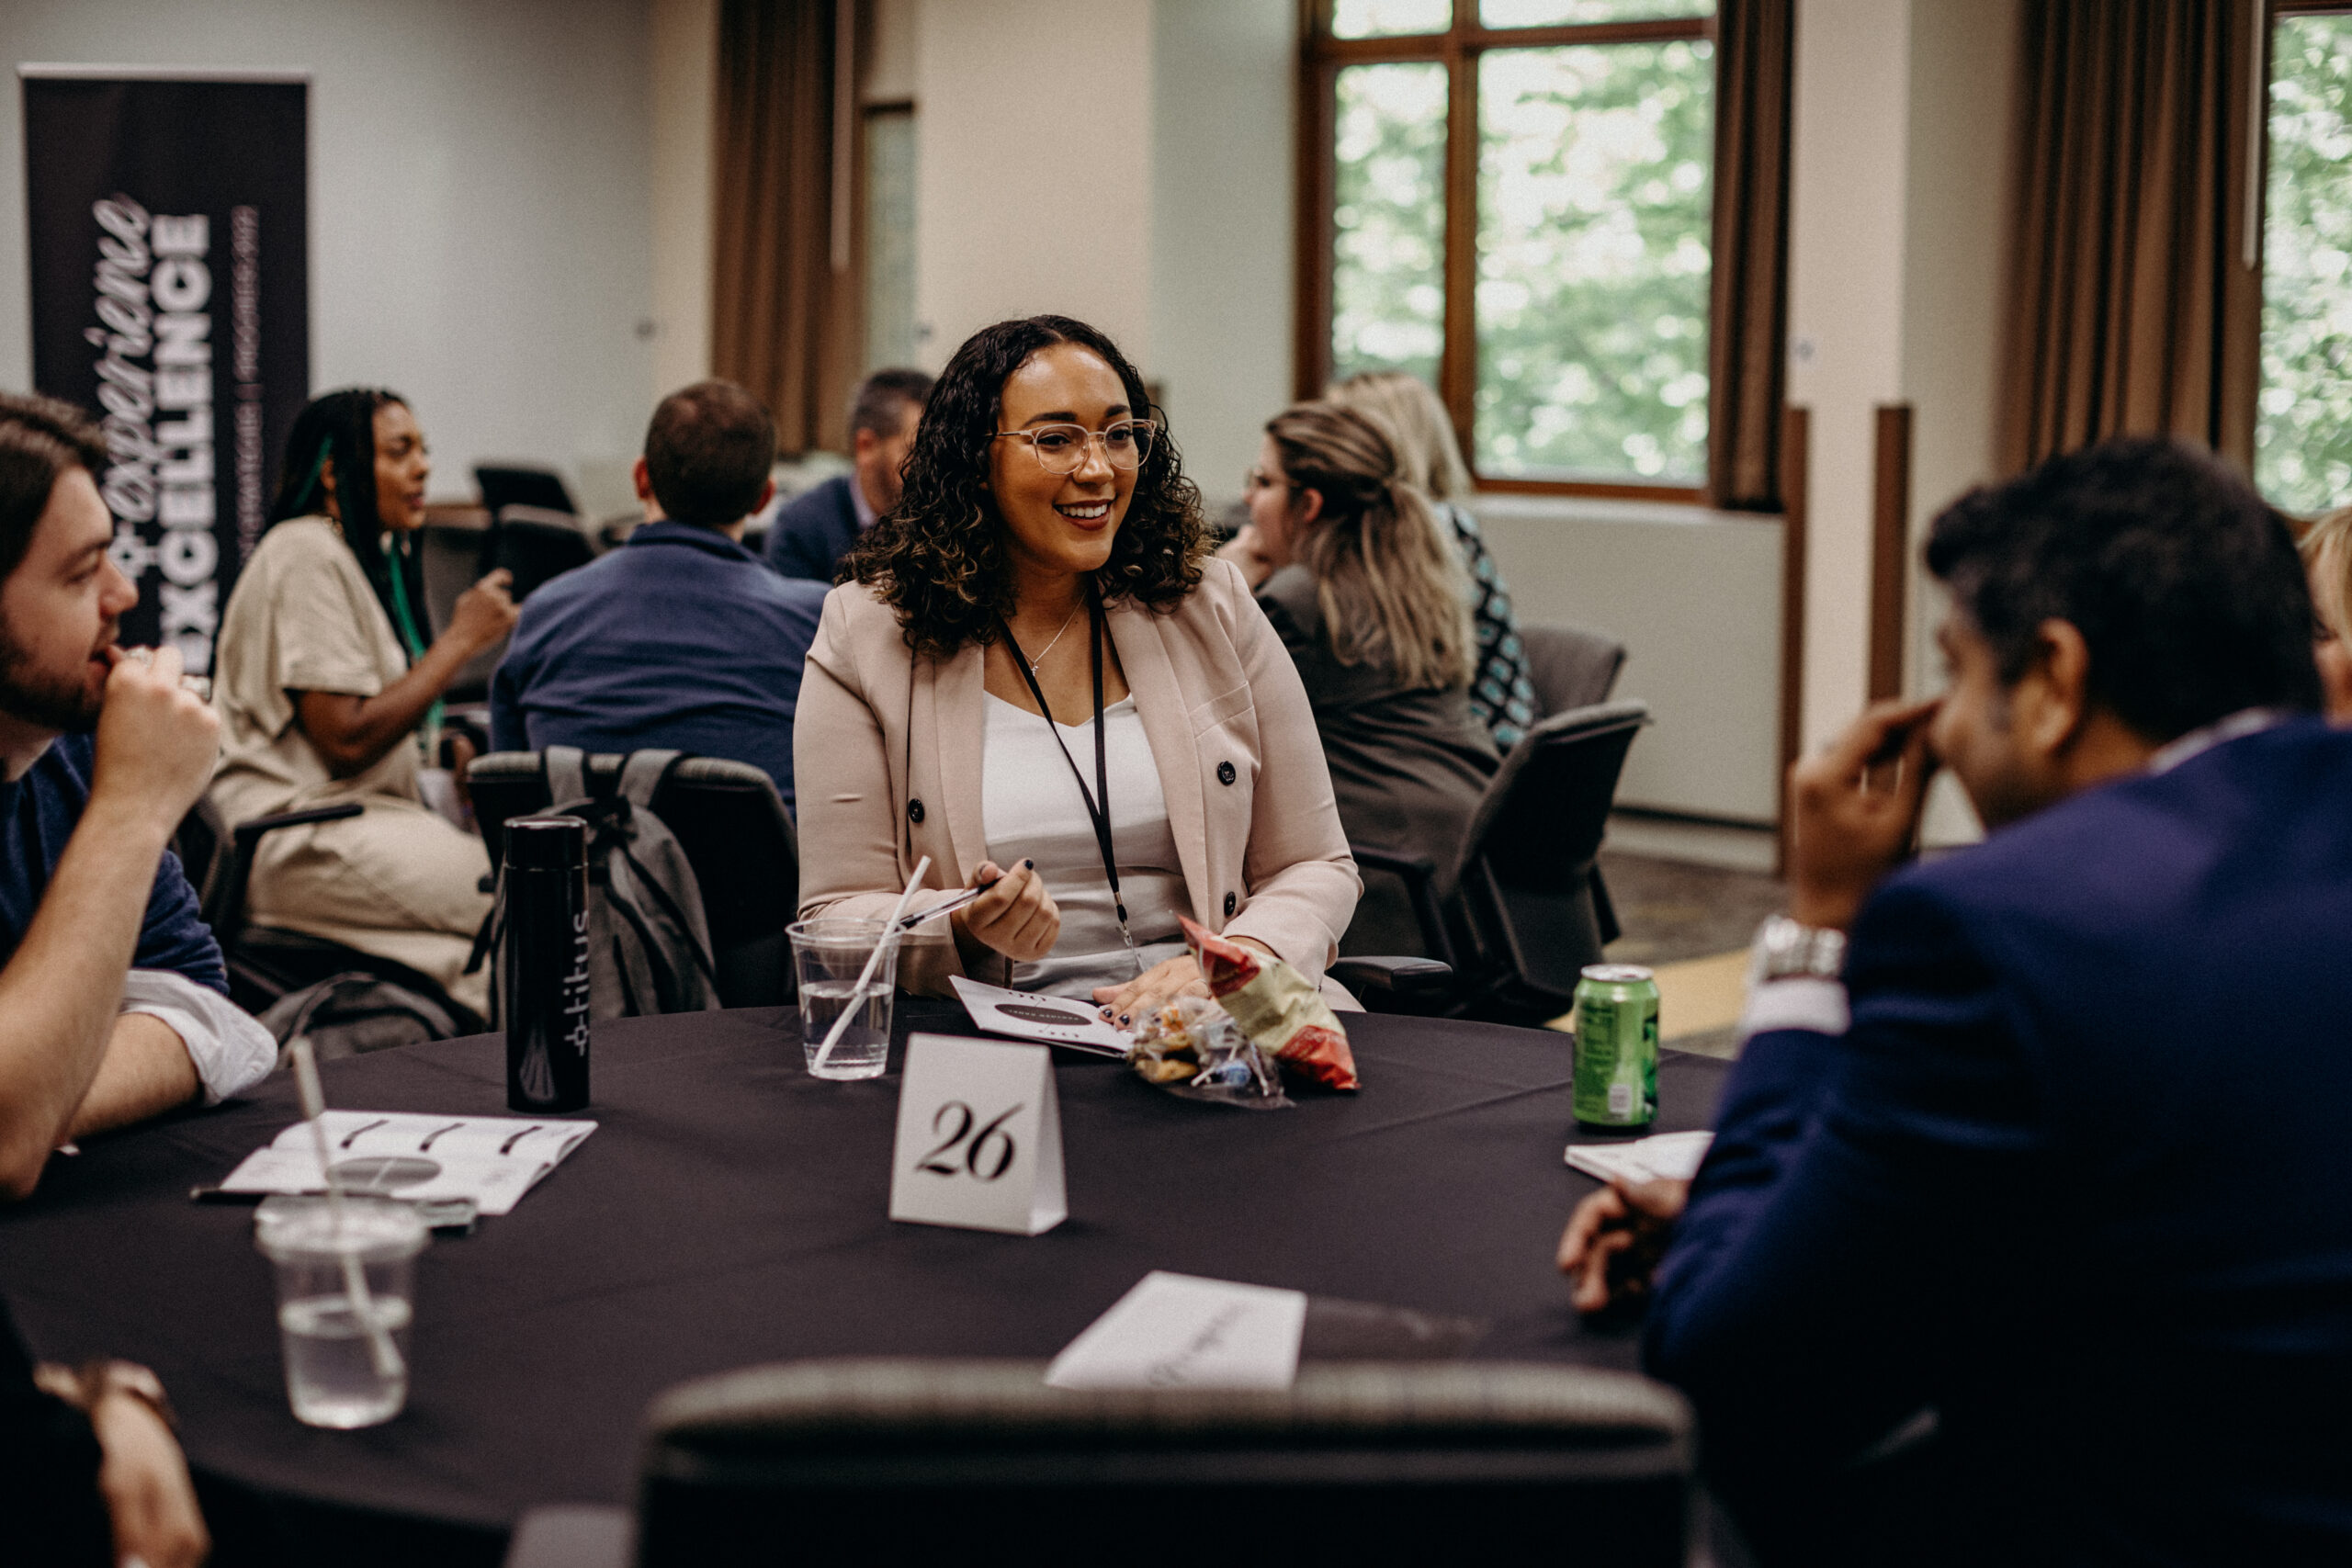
left=1223, top=891, right=1238, bottom=918
left=1216, top=761, right=1237, bottom=785
left=907, top=797, right=925, bottom=824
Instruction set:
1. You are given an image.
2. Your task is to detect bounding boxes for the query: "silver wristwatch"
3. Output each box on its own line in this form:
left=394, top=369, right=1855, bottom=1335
left=1758, top=914, right=1847, bottom=983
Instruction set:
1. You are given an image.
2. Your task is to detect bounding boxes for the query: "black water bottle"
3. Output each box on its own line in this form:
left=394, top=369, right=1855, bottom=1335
left=503, top=815, right=592, bottom=1113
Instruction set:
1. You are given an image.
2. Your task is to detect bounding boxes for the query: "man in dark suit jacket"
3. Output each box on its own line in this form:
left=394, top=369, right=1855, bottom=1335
left=763, top=367, right=932, bottom=583
left=1559, top=438, right=2352, bottom=1565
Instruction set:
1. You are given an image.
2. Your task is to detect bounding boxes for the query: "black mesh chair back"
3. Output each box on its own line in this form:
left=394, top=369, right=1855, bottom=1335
left=176, top=795, right=480, bottom=1030
left=1520, top=623, right=1627, bottom=717
left=417, top=522, right=501, bottom=702
left=635, top=1359, right=1692, bottom=1567
left=172, top=795, right=229, bottom=917
left=467, top=751, right=798, bottom=1007
left=486, top=505, right=595, bottom=605
left=474, top=464, right=577, bottom=516
left=1455, top=699, right=1648, bottom=1021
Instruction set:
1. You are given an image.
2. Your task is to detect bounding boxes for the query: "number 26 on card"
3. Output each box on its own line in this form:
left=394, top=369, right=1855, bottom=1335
left=888, top=1035, right=1067, bottom=1235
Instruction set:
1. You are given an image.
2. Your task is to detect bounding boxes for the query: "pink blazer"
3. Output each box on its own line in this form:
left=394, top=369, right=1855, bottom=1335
left=793, top=558, right=1363, bottom=998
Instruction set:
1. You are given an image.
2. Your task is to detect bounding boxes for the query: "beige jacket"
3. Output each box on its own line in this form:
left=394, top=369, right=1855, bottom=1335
left=794, top=558, right=1362, bottom=997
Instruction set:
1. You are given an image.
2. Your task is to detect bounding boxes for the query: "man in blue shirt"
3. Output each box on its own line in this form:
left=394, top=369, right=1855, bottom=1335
left=0, top=392, right=251, bottom=1567
left=762, top=367, right=931, bottom=583
left=1558, top=438, right=2352, bottom=1564
left=492, top=380, right=828, bottom=810
left=0, top=395, right=274, bottom=1193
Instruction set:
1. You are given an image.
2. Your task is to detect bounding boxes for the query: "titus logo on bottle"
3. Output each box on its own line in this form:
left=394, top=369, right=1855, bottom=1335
left=560, top=908, right=590, bottom=1058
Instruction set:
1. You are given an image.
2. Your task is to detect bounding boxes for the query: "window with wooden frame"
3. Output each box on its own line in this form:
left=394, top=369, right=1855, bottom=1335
left=2261, top=0, right=2352, bottom=513
left=1296, top=0, right=1718, bottom=500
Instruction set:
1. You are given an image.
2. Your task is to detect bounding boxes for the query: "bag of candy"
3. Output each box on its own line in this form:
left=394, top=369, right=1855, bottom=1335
left=1126, top=994, right=1291, bottom=1110
left=1178, top=915, right=1360, bottom=1092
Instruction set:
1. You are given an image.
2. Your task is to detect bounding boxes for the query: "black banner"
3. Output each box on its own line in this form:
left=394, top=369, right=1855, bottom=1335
left=23, top=71, right=309, bottom=673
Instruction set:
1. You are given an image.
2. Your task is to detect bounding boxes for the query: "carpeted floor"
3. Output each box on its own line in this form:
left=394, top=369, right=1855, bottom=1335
left=1587, top=850, right=1787, bottom=1058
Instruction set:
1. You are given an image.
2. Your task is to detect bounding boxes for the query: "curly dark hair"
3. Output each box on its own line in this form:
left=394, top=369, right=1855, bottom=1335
left=840, top=315, right=1206, bottom=657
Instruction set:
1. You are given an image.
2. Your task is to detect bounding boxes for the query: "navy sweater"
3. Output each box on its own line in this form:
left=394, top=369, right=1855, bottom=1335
left=0, top=734, right=224, bottom=992
left=490, top=522, right=827, bottom=809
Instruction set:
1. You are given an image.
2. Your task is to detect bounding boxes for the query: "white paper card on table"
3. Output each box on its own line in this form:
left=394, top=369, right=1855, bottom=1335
left=888, top=1034, right=1066, bottom=1236
left=1046, top=1271, right=1308, bottom=1391
left=948, top=976, right=1129, bottom=1055
left=218, top=1111, right=595, bottom=1217
left=1564, top=1129, right=1713, bottom=1185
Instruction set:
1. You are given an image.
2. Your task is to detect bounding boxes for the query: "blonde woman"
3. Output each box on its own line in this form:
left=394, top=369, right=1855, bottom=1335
left=1326, top=370, right=1540, bottom=748
left=1244, top=401, right=1498, bottom=956
left=2299, top=505, right=2352, bottom=721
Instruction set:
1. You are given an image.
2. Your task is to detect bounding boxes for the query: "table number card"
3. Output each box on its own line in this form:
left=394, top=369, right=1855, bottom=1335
left=888, top=1034, right=1066, bottom=1236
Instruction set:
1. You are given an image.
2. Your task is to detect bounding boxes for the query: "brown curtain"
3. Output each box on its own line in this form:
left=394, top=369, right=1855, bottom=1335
left=1705, top=0, right=1796, bottom=512
left=1998, top=0, right=2263, bottom=476
left=712, top=0, right=860, bottom=456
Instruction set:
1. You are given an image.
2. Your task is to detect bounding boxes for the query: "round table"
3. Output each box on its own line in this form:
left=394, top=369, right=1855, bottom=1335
left=0, top=1000, right=1726, bottom=1565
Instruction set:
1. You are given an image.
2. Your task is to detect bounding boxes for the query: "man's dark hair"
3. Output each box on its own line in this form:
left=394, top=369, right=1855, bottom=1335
left=0, top=393, right=107, bottom=586
left=1926, top=436, right=2322, bottom=742
left=644, top=380, right=776, bottom=527
left=850, top=368, right=933, bottom=441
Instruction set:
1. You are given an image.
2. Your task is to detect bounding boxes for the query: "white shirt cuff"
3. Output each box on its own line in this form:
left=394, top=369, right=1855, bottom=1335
left=1739, top=976, right=1850, bottom=1040
left=119, top=968, right=277, bottom=1103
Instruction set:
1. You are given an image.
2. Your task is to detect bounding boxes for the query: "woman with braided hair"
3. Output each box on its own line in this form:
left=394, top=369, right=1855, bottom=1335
left=208, top=389, right=516, bottom=1020
left=1242, top=400, right=1499, bottom=958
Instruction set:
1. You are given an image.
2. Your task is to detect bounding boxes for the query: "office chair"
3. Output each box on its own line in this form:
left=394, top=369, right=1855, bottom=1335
left=474, top=464, right=578, bottom=517
left=466, top=750, right=799, bottom=1008
left=173, top=796, right=483, bottom=1032
left=1330, top=700, right=1649, bottom=1024
left=1518, top=622, right=1626, bottom=717
left=485, top=505, right=596, bottom=604
left=502, top=1358, right=1692, bottom=1568
left=416, top=520, right=503, bottom=704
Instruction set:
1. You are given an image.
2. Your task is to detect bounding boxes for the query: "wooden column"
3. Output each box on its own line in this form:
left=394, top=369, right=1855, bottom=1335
left=1776, top=403, right=1809, bottom=877
left=1868, top=403, right=1914, bottom=702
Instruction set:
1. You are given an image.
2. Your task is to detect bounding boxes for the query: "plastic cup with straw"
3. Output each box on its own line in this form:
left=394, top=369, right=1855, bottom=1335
left=285, top=1038, right=406, bottom=1384
left=809, top=855, right=932, bottom=1075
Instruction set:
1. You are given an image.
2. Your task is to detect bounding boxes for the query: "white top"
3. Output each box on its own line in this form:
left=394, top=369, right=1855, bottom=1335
left=982, top=694, right=1188, bottom=998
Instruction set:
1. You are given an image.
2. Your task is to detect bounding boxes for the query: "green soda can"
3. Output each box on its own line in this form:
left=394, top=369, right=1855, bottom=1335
left=1573, top=964, right=1659, bottom=1129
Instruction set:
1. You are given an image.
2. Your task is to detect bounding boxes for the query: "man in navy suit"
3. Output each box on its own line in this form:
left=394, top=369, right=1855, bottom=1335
left=1560, top=438, right=2352, bottom=1564
left=762, top=367, right=932, bottom=583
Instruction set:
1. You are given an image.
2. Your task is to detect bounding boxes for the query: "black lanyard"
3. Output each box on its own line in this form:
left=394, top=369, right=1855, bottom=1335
left=1002, top=591, right=1143, bottom=975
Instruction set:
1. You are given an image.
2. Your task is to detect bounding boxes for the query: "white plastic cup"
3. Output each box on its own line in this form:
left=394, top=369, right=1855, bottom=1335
left=788, top=917, right=899, bottom=1080
left=254, top=1195, right=427, bottom=1429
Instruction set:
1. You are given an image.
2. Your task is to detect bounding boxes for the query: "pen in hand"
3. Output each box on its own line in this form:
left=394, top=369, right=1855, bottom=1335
left=892, top=874, right=1001, bottom=932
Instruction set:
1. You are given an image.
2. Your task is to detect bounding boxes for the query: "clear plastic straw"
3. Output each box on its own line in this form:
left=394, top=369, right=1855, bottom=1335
left=810, top=855, right=930, bottom=1073
left=287, top=1039, right=406, bottom=1382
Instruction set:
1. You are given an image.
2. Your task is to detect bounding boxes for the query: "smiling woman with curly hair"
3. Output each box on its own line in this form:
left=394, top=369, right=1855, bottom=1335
left=797, top=315, right=1362, bottom=1018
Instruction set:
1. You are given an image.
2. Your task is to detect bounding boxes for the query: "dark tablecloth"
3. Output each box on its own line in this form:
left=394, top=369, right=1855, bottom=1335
left=0, top=1001, right=1725, bottom=1544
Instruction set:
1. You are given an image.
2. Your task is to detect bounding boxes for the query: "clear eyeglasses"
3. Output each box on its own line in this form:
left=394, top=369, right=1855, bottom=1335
left=992, top=420, right=1158, bottom=475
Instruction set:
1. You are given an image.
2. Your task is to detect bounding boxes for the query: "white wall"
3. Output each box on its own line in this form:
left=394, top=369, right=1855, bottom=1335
left=912, top=0, right=1156, bottom=371
left=650, top=0, right=717, bottom=400
left=1900, top=0, right=2018, bottom=846
left=0, top=0, right=656, bottom=503
left=1784, top=0, right=1913, bottom=757
left=1475, top=496, right=1784, bottom=822
left=1149, top=0, right=1295, bottom=512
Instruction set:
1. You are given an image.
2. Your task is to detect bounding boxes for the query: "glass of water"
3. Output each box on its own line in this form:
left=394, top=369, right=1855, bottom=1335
left=254, top=1195, right=427, bottom=1429
left=788, top=917, right=899, bottom=1080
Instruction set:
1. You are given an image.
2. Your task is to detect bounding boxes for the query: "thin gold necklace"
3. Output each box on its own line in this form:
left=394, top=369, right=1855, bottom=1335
left=1010, top=599, right=1083, bottom=674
